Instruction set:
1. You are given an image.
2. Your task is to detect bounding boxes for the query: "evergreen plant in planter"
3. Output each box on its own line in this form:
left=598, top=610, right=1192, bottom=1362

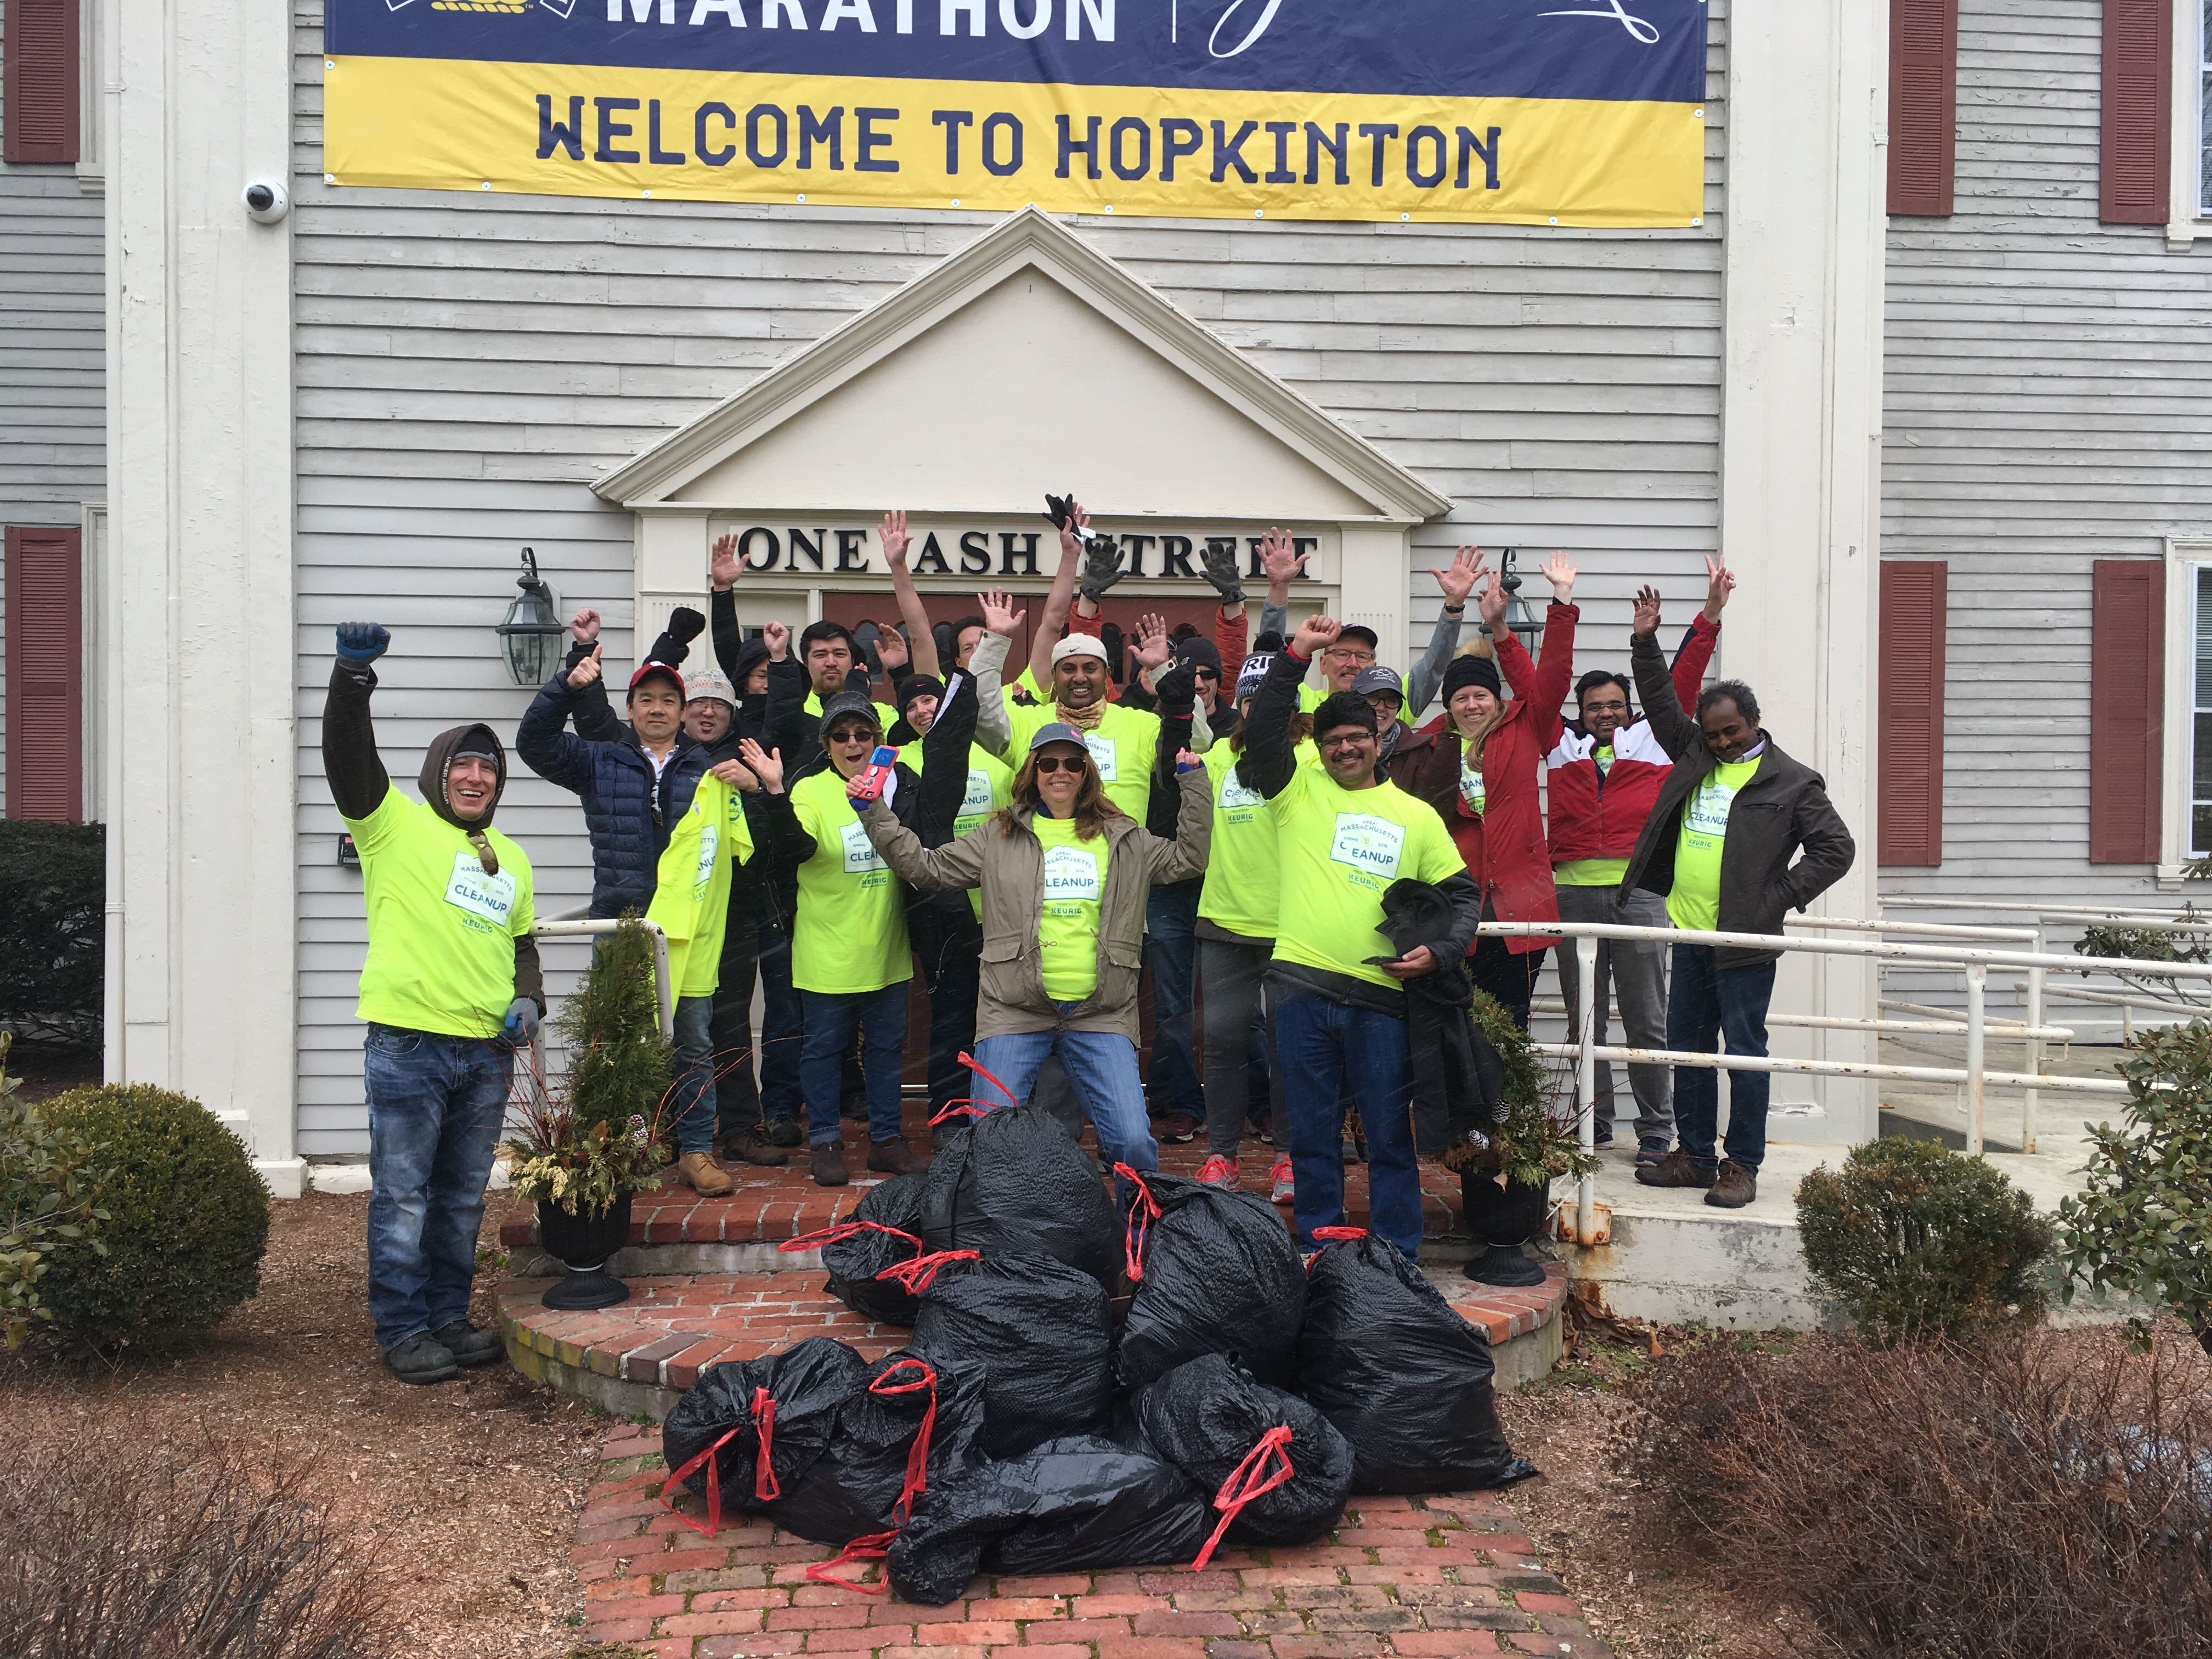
left=499, top=916, right=673, bottom=1310
left=1440, top=989, right=1600, bottom=1287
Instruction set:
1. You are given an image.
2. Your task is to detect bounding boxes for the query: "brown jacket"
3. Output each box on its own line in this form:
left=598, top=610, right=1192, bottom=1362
left=858, top=766, right=1212, bottom=1042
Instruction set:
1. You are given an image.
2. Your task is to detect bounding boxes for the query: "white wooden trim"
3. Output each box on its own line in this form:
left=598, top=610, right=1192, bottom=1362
left=2170, top=0, right=2205, bottom=247
left=78, top=502, right=104, bottom=822
left=2158, top=538, right=2212, bottom=887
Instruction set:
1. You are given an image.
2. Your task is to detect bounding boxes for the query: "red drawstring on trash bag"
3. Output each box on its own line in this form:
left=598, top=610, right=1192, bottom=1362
left=873, top=1248, right=980, bottom=1296
left=1306, top=1225, right=1365, bottom=1273
left=803, top=1357, right=943, bottom=1593
left=751, top=1388, right=780, bottom=1503
left=779, top=1220, right=923, bottom=1256
left=659, top=1380, right=782, bottom=1538
left=1190, top=1425, right=1297, bottom=1571
left=930, top=1050, right=1017, bottom=1125
left=1115, top=1163, right=1162, bottom=1283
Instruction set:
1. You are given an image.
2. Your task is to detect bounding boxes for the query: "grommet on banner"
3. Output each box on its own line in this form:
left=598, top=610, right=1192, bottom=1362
left=951, top=199, right=961, bottom=206
left=481, top=182, right=491, bottom=190
left=1104, top=205, right=1114, bottom=213
left=797, top=193, right=807, bottom=202
left=1254, top=209, right=1264, bottom=218
left=642, top=190, right=652, bottom=198
left=1548, top=216, right=1558, bottom=224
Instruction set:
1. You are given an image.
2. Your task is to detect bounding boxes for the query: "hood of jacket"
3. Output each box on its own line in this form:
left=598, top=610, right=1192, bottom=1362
left=420, top=723, right=509, bottom=833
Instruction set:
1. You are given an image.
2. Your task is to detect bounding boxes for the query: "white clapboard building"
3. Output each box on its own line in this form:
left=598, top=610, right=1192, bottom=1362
left=1, top=0, right=2204, bottom=1190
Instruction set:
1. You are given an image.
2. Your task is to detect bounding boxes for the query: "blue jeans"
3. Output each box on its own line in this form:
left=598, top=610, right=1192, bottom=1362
left=669, top=995, right=716, bottom=1154
left=756, top=924, right=806, bottom=1124
left=1273, top=991, right=1423, bottom=1257
left=364, top=1023, right=512, bottom=1352
left=1667, top=944, right=1778, bottom=1171
left=972, top=1014, right=1158, bottom=1188
left=1143, top=879, right=1204, bottom=1114
left=800, top=983, right=908, bottom=1147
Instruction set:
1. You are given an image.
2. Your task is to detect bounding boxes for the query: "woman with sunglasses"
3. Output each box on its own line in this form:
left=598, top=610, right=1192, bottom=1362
left=850, top=723, right=1211, bottom=1184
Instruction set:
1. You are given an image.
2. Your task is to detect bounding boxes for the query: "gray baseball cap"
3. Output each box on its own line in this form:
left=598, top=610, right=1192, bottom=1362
left=1352, top=664, right=1405, bottom=703
left=1028, top=721, right=1086, bottom=752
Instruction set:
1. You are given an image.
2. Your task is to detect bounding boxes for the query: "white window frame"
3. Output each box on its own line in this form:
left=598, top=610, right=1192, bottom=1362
left=2170, top=0, right=2209, bottom=244
left=2158, top=539, right=2212, bottom=886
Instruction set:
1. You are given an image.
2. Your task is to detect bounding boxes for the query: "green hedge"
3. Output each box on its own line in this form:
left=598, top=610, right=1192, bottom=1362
left=0, top=821, right=104, bottom=1048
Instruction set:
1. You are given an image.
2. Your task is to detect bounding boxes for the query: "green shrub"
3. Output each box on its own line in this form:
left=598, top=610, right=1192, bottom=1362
left=0, top=1036, right=110, bottom=1347
left=1796, top=1138, right=2052, bottom=1342
left=36, top=1085, right=268, bottom=1342
left=554, top=915, right=673, bottom=1135
left=0, top=820, right=104, bottom=1048
left=2058, top=1020, right=2212, bottom=1355
left=1442, top=989, right=1599, bottom=1188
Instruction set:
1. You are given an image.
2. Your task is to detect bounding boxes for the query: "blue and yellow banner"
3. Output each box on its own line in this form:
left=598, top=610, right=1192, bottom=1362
left=325, top=1, right=1707, bottom=225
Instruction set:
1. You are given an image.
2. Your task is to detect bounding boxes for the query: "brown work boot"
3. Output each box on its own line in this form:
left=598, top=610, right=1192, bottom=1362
left=1705, top=1161, right=1758, bottom=1208
left=1634, top=1149, right=1717, bottom=1189
left=718, top=1124, right=789, bottom=1168
left=810, top=1142, right=849, bottom=1187
left=675, top=1150, right=733, bottom=1197
left=866, top=1137, right=930, bottom=1177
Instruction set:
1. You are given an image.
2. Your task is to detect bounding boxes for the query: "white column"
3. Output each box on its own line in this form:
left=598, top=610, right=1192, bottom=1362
left=1716, top=2, right=1886, bottom=1145
left=105, top=0, right=301, bottom=1193
left=1337, top=525, right=1414, bottom=664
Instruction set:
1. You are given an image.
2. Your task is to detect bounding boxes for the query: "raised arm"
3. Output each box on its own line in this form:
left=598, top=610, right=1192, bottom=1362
left=562, top=609, right=624, bottom=744
left=1253, top=525, right=1305, bottom=651
left=1026, top=498, right=1090, bottom=689
left=1408, top=546, right=1481, bottom=720
left=735, top=740, right=819, bottom=870
left=916, top=665, right=980, bottom=848
left=855, top=795, right=989, bottom=891
left=877, top=510, right=940, bottom=681
left=514, top=649, right=600, bottom=795
left=1144, top=759, right=1215, bottom=885
left=968, top=589, right=1023, bottom=757
left=1629, top=586, right=1700, bottom=758
left=760, top=626, right=826, bottom=786
left=1247, top=616, right=1335, bottom=799
left=323, top=624, right=393, bottom=821
left=1671, top=554, right=1730, bottom=705
left=708, top=532, right=748, bottom=684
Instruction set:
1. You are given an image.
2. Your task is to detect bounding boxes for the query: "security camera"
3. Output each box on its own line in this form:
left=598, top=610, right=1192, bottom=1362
left=241, top=180, right=289, bottom=223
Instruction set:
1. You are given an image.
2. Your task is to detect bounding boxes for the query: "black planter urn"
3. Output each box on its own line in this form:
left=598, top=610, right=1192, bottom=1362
left=1458, top=1170, right=1551, bottom=1287
left=537, top=1189, right=634, bottom=1310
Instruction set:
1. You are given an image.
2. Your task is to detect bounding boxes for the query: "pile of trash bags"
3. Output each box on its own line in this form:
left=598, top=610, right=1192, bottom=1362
left=666, top=1099, right=1535, bottom=1603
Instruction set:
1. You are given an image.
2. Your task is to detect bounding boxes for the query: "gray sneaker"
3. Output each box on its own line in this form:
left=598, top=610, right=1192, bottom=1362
left=432, top=1319, right=504, bottom=1369
left=384, top=1332, right=459, bottom=1386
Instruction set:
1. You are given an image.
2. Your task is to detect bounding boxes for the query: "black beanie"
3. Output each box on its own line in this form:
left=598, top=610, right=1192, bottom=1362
left=1171, top=636, right=1223, bottom=679
left=1442, top=654, right=1502, bottom=702
left=898, top=674, right=945, bottom=716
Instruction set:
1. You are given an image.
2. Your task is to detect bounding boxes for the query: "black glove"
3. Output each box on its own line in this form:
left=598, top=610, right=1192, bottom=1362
left=1078, top=532, right=1126, bottom=603
left=1152, top=663, right=1196, bottom=717
left=665, top=606, right=707, bottom=648
left=335, top=622, right=390, bottom=664
left=1043, top=492, right=1077, bottom=529
left=1200, top=540, right=1245, bottom=606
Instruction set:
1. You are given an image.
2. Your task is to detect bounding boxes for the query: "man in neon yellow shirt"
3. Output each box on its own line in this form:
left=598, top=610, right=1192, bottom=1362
left=1240, top=616, right=1484, bottom=1259
left=1618, top=585, right=1855, bottom=1210
left=324, top=623, right=541, bottom=1387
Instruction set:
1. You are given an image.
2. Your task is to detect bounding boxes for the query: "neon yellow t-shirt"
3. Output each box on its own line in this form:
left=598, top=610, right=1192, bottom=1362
left=1005, top=697, right=1162, bottom=823
left=1266, top=767, right=1464, bottom=990
left=788, top=768, right=912, bottom=994
left=1199, top=741, right=1312, bottom=941
left=345, top=788, right=535, bottom=1038
left=1667, top=755, right=1763, bottom=933
left=1031, top=814, right=1110, bottom=1002
left=900, top=740, right=1013, bottom=920
left=647, top=775, right=756, bottom=998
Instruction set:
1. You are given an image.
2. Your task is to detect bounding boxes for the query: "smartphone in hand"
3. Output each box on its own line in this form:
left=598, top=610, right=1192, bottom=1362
left=852, top=745, right=899, bottom=803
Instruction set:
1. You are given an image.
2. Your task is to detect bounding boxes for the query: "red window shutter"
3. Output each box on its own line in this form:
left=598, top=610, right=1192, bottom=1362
left=2, top=0, right=81, bottom=165
left=2100, top=0, right=2171, bottom=224
left=1887, top=0, right=1958, bottom=217
left=4, top=526, right=85, bottom=822
left=2089, top=559, right=2164, bottom=864
left=1878, top=562, right=1946, bottom=866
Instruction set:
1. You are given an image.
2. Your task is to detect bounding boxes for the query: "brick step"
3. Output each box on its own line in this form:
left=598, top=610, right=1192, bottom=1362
left=498, top=1262, right=1567, bottom=1421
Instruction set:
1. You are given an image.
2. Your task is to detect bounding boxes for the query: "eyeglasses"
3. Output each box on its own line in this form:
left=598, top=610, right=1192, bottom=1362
left=1033, top=754, right=1087, bottom=774
left=1582, top=699, right=1629, bottom=714
left=1319, top=732, right=1373, bottom=751
left=1324, top=647, right=1376, bottom=664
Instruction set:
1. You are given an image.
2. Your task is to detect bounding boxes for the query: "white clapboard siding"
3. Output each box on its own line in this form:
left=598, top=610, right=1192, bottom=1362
left=1880, top=0, right=2212, bottom=1017
left=287, top=2, right=1730, bottom=1153
left=0, top=3, right=106, bottom=815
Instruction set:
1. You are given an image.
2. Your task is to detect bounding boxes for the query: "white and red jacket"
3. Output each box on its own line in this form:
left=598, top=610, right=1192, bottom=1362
left=1544, top=615, right=1720, bottom=865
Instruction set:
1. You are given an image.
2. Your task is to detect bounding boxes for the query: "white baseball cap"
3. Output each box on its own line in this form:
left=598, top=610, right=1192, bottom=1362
left=1051, top=633, right=1109, bottom=668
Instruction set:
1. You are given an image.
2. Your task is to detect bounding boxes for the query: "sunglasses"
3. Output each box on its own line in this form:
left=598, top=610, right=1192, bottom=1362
left=1032, top=754, right=1088, bottom=775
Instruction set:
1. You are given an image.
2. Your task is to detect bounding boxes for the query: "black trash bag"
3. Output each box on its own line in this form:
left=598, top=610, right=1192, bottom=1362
left=764, top=1348, right=990, bottom=1549
left=907, top=1251, right=1116, bottom=1459
left=886, top=1434, right=1215, bottom=1606
left=921, top=1092, right=1119, bottom=1285
left=780, top=1171, right=929, bottom=1325
left=1115, top=1166, right=1305, bottom=1389
left=1296, top=1231, right=1537, bottom=1494
left=1133, top=1352, right=1354, bottom=1549
left=660, top=1337, right=871, bottom=1530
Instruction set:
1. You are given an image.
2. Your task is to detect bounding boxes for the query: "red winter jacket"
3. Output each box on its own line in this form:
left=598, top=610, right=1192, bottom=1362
left=1395, top=603, right=1577, bottom=956
left=1544, top=614, right=1719, bottom=865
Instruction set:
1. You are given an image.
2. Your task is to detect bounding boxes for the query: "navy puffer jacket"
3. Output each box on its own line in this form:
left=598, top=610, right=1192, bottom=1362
left=516, top=671, right=713, bottom=919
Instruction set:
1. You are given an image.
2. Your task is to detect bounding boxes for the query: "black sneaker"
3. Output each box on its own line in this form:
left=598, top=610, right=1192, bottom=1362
left=761, top=1116, right=803, bottom=1148
left=384, top=1332, right=459, bottom=1386
left=431, top=1319, right=504, bottom=1369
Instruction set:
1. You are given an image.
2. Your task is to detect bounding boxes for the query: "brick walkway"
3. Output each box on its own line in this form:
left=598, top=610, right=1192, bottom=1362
left=575, top=1423, right=1614, bottom=1659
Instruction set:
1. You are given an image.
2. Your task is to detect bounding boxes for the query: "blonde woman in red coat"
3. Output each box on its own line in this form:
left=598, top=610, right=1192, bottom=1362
left=1392, top=551, right=1578, bottom=1029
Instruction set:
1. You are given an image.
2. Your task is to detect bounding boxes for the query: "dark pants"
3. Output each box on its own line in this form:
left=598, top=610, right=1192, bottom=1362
left=1143, top=878, right=1204, bottom=1113
left=363, top=1024, right=512, bottom=1352
left=916, top=917, right=984, bottom=1120
left=1554, top=883, right=1674, bottom=1150
left=1199, top=934, right=1280, bottom=1158
left=1667, top=943, right=1777, bottom=1171
left=710, top=912, right=761, bottom=1137
left=1469, top=928, right=1547, bottom=1033
left=1273, top=991, right=1423, bottom=1257
left=754, top=923, right=805, bottom=1125
left=799, top=983, right=909, bottom=1147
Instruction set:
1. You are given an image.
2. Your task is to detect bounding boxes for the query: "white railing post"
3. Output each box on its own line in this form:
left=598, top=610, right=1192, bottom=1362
left=1576, top=934, right=1599, bottom=1243
left=1964, top=962, right=1987, bottom=1156
left=2022, top=957, right=2044, bottom=1155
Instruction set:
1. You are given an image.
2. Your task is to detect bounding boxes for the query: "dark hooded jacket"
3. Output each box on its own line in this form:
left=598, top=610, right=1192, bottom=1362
left=321, top=659, right=543, bottom=1009
left=1379, top=878, right=1503, bottom=1154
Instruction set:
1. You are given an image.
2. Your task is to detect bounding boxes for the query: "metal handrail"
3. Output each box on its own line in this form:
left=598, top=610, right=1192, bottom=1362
left=531, top=917, right=675, bottom=1040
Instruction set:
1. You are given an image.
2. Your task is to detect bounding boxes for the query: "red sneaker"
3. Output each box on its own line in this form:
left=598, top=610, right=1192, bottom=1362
left=1196, top=1153, right=1239, bottom=1189
left=1270, top=1157, right=1295, bottom=1206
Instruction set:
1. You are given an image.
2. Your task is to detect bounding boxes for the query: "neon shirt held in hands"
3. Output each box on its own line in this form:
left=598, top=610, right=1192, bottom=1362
left=1266, top=765, right=1464, bottom=990
left=1200, top=742, right=1298, bottom=941
left=647, top=774, right=755, bottom=998
left=344, top=787, right=535, bottom=1039
left=1005, top=696, right=1163, bottom=822
left=1031, top=814, right=1110, bottom=1002
left=1667, top=755, right=1763, bottom=933
left=789, top=768, right=912, bottom=995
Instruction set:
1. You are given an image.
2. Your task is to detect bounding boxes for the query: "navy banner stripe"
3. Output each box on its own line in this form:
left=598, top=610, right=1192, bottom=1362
left=326, top=0, right=1707, bottom=104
